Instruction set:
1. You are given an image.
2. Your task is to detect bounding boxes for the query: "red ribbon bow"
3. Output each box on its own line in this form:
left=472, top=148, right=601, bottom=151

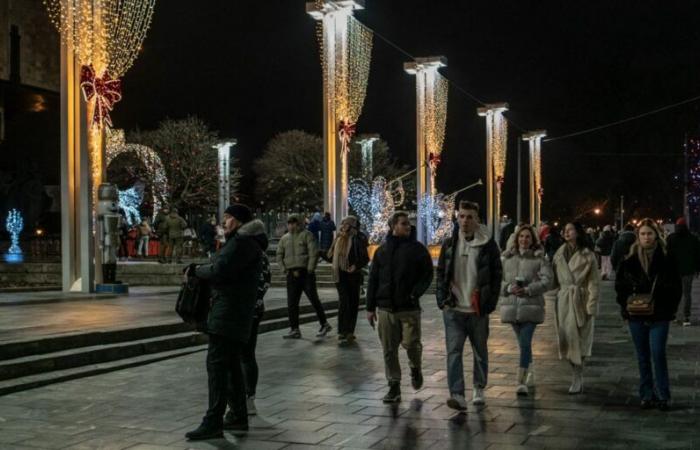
left=496, top=175, right=505, bottom=185
left=80, top=65, right=122, bottom=128
left=428, top=152, right=441, bottom=169
left=537, top=187, right=544, bottom=198
left=338, top=120, right=357, bottom=154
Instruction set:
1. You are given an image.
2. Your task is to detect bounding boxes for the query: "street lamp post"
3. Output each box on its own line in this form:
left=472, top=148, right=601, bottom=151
left=212, top=140, right=237, bottom=222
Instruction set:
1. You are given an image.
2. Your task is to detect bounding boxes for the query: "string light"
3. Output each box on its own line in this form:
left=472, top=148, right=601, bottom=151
left=349, top=176, right=398, bottom=244
left=687, top=138, right=700, bottom=213
left=425, top=72, right=448, bottom=179
left=5, top=209, right=24, bottom=255
left=492, top=111, right=508, bottom=185
left=106, top=129, right=169, bottom=217
left=419, top=193, right=455, bottom=245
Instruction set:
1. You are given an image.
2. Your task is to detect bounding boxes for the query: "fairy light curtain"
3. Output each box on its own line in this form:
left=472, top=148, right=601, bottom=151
left=425, top=72, right=449, bottom=191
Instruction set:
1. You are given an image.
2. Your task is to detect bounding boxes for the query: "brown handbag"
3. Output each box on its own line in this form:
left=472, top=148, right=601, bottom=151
left=626, top=276, right=657, bottom=316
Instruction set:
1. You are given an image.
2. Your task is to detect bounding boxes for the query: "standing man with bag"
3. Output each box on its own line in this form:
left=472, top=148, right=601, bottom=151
left=185, top=204, right=264, bottom=440
left=277, top=215, right=332, bottom=339
left=366, top=212, right=434, bottom=403
left=436, top=201, right=503, bottom=411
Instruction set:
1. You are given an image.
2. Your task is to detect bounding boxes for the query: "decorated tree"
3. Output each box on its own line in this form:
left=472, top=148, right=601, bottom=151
left=255, top=130, right=409, bottom=211
left=129, top=117, right=241, bottom=212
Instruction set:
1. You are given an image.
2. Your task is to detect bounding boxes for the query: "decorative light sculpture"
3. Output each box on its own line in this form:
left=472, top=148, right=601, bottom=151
left=477, top=103, right=509, bottom=238
left=307, top=0, right=373, bottom=225
left=522, top=130, right=547, bottom=227
left=419, top=179, right=483, bottom=245
left=106, top=129, right=168, bottom=217
left=213, top=141, right=237, bottom=221
left=404, top=56, right=448, bottom=243
left=355, top=135, right=379, bottom=181
left=349, top=176, right=404, bottom=244
left=6, top=209, right=24, bottom=254
left=118, top=186, right=143, bottom=226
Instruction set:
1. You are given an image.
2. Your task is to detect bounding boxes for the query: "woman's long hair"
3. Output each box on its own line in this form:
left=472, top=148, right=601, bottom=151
left=626, top=218, right=666, bottom=258
left=566, top=222, right=593, bottom=250
left=506, top=224, right=542, bottom=253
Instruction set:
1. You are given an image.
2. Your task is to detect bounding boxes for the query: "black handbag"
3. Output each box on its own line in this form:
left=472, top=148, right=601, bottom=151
left=175, top=276, right=211, bottom=330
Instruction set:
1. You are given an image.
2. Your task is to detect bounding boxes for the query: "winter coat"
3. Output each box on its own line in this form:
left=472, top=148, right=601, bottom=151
left=436, top=225, right=503, bottom=315
left=276, top=228, right=319, bottom=272
left=498, top=248, right=553, bottom=324
left=552, top=245, right=600, bottom=365
left=595, top=230, right=615, bottom=256
left=153, top=212, right=168, bottom=235
left=198, top=223, right=216, bottom=247
left=319, top=218, right=336, bottom=250
left=336, top=232, right=370, bottom=271
left=164, top=214, right=187, bottom=239
left=615, top=246, right=682, bottom=322
left=366, top=233, right=434, bottom=312
left=195, top=219, right=266, bottom=343
left=611, top=231, right=636, bottom=270
left=666, top=228, right=700, bottom=276
left=307, top=213, right=322, bottom=243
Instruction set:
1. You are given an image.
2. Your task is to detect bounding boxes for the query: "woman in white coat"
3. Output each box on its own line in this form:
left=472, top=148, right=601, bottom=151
left=499, top=225, right=553, bottom=396
left=552, top=222, right=600, bottom=394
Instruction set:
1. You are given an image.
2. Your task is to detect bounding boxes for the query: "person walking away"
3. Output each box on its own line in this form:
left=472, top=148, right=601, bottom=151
left=185, top=204, right=263, bottom=440
left=611, top=223, right=636, bottom=271
left=436, top=201, right=503, bottom=410
left=319, top=212, right=336, bottom=254
left=544, top=225, right=564, bottom=262
left=277, top=215, right=332, bottom=339
left=596, top=225, right=615, bottom=280
left=137, top=219, right=152, bottom=257
left=154, top=207, right=170, bottom=263
left=366, top=212, right=433, bottom=403
left=615, top=218, right=682, bottom=410
left=198, top=217, right=217, bottom=258
left=307, top=211, right=322, bottom=245
left=165, top=208, right=187, bottom=264
left=499, top=224, right=553, bottom=396
left=666, top=218, right=699, bottom=326
left=327, top=216, right=369, bottom=346
left=551, top=222, right=600, bottom=394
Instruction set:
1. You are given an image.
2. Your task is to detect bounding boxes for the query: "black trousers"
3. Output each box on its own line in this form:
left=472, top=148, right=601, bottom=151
left=336, top=271, right=362, bottom=335
left=286, top=270, right=327, bottom=330
left=204, top=334, right=247, bottom=427
left=241, top=314, right=262, bottom=397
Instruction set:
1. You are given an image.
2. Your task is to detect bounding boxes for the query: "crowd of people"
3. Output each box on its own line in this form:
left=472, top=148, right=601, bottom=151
left=180, top=201, right=697, bottom=441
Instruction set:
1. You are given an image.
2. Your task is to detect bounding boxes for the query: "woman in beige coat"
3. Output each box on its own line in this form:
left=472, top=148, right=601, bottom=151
left=552, top=222, right=600, bottom=394
left=499, top=225, right=553, bottom=396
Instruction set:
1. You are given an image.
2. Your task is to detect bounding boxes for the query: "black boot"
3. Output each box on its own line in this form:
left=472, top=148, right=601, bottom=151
left=223, top=412, right=249, bottom=431
left=185, top=423, right=223, bottom=441
left=383, top=382, right=401, bottom=403
left=411, top=368, right=424, bottom=390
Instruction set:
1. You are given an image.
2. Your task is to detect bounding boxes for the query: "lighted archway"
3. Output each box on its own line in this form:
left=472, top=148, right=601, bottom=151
left=106, top=129, right=169, bottom=218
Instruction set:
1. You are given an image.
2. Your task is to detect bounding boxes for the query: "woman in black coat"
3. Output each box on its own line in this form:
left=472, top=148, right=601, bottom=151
left=327, top=216, right=369, bottom=345
left=615, top=218, right=682, bottom=411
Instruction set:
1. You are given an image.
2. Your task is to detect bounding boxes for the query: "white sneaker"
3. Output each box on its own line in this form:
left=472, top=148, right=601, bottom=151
left=516, top=368, right=529, bottom=396
left=446, top=393, right=467, bottom=411
left=472, top=388, right=485, bottom=405
left=525, top=366, right=535, bottom=388
left=568, top=365, right=583, bottom=394
left=247, top=396, right=257, bottom=416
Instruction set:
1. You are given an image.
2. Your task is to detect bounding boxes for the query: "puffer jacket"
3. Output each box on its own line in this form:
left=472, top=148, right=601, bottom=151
left=276, top=228, right=318, bottom=273
left=195, top=219, right=265, bottom=343
left=498, top=247, right=553, bottom=324
left=436, top=225, right=503, bottom=314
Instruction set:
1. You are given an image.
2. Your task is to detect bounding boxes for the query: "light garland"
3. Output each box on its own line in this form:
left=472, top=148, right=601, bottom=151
left=5, top=209, right=24, bottom=254
left=532, top=139, right=543, bottom=200
left=492, top=111, right=508, bottom=186
left=118, top=186, right=143, bottom=225
left=349, top=176, right=397, bottom=244
left=106, top=129, right=169, bottom=217
left=425, top=72, right=448, bottom=177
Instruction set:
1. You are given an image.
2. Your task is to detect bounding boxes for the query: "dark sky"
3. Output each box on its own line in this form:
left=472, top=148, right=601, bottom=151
left=112, top=0, right=700, bottom=223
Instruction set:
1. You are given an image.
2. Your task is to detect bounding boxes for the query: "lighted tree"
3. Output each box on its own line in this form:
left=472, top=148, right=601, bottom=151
left=129, top=117, right=241, bottom=212
left=255, top=130, right=408, bottom=211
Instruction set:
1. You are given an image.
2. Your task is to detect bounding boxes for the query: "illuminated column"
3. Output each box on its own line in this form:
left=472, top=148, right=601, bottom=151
left=60, top=44, right=94, bottom=292
left=522, top=130, right=546, bottom=227
left=404, top=56, right=447, bottom=244
left=477, top=103, right=508, bottom=238
left=356, top=134, right=379, bottom=181
left=307, top=0, right=364, bottom=225
left=213, top=140, right=237, bottom=221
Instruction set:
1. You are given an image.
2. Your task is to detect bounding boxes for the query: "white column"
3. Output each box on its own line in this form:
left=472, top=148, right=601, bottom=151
left=356, top=135, right=378, bottom=182
left=404, top=56, right=447, bottom=244
left=523, top=130, right=546, bottom=227
left=477, top=103, right=508, bottom=238
left=60, top=43, right=94, bottom=292
left=213, top=141, right=236, bottom=221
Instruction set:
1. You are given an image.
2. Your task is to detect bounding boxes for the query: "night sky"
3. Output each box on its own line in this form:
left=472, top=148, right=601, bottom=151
left=112, top=1, right=700, bottom=223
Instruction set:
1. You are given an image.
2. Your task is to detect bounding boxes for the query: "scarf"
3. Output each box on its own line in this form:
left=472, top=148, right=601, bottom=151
left=563, top=243, right=577, bottom=263
left=637, top=243, right=657, bottom=275
left=328, top=218, right=357, bottom=282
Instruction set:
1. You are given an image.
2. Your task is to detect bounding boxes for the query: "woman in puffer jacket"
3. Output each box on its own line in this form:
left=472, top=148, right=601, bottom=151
left=499, top=224, right=553, bottom=396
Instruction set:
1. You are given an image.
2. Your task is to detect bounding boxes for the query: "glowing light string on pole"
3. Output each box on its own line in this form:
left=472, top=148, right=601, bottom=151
left=477, top=103, right=508, bottom=238
left=523, top=130, right=546, bottom=227
left=307, top=0, right=373, bottom=225
left=404, top=56, right=448, bottom=244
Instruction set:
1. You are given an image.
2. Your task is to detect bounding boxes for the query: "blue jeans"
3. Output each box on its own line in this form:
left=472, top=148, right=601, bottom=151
left=511, top=322, right=537, bottom=368
left=628, top=321, right=671, bottom=401
left=443, top=308, right=489, bottom=394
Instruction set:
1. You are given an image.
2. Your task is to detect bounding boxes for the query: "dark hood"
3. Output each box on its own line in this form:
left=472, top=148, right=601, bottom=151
left=234, top=219, right=268, bottom=251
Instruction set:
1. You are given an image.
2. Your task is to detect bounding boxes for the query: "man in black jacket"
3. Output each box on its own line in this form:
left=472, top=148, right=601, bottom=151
left=366, top=212, right=434, bottom=403
left=185, top=204, right=263, bottom=441
left=436, top=201, right=503, bottom=411
left=611, top=223, right=636, bottom=271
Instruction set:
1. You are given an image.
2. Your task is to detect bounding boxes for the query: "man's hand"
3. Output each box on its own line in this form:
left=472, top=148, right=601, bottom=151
left=347, top=265, right=356, bottom=273
left=367, top=311, right=377, bottom=329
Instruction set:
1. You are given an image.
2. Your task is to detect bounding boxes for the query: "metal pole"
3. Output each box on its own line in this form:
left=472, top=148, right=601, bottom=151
left=516, top=137, right=522, bottom=224
left=620, top=195, right=624, bottom=230
left=684, top=133, right=689, bottom=224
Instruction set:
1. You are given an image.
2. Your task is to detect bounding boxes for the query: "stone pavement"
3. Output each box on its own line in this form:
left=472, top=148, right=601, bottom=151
left=0, top=281, right=698, bottom=449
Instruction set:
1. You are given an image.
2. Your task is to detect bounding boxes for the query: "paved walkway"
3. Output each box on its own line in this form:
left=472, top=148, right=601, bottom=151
left=0, top=282, right=698, bottom=449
